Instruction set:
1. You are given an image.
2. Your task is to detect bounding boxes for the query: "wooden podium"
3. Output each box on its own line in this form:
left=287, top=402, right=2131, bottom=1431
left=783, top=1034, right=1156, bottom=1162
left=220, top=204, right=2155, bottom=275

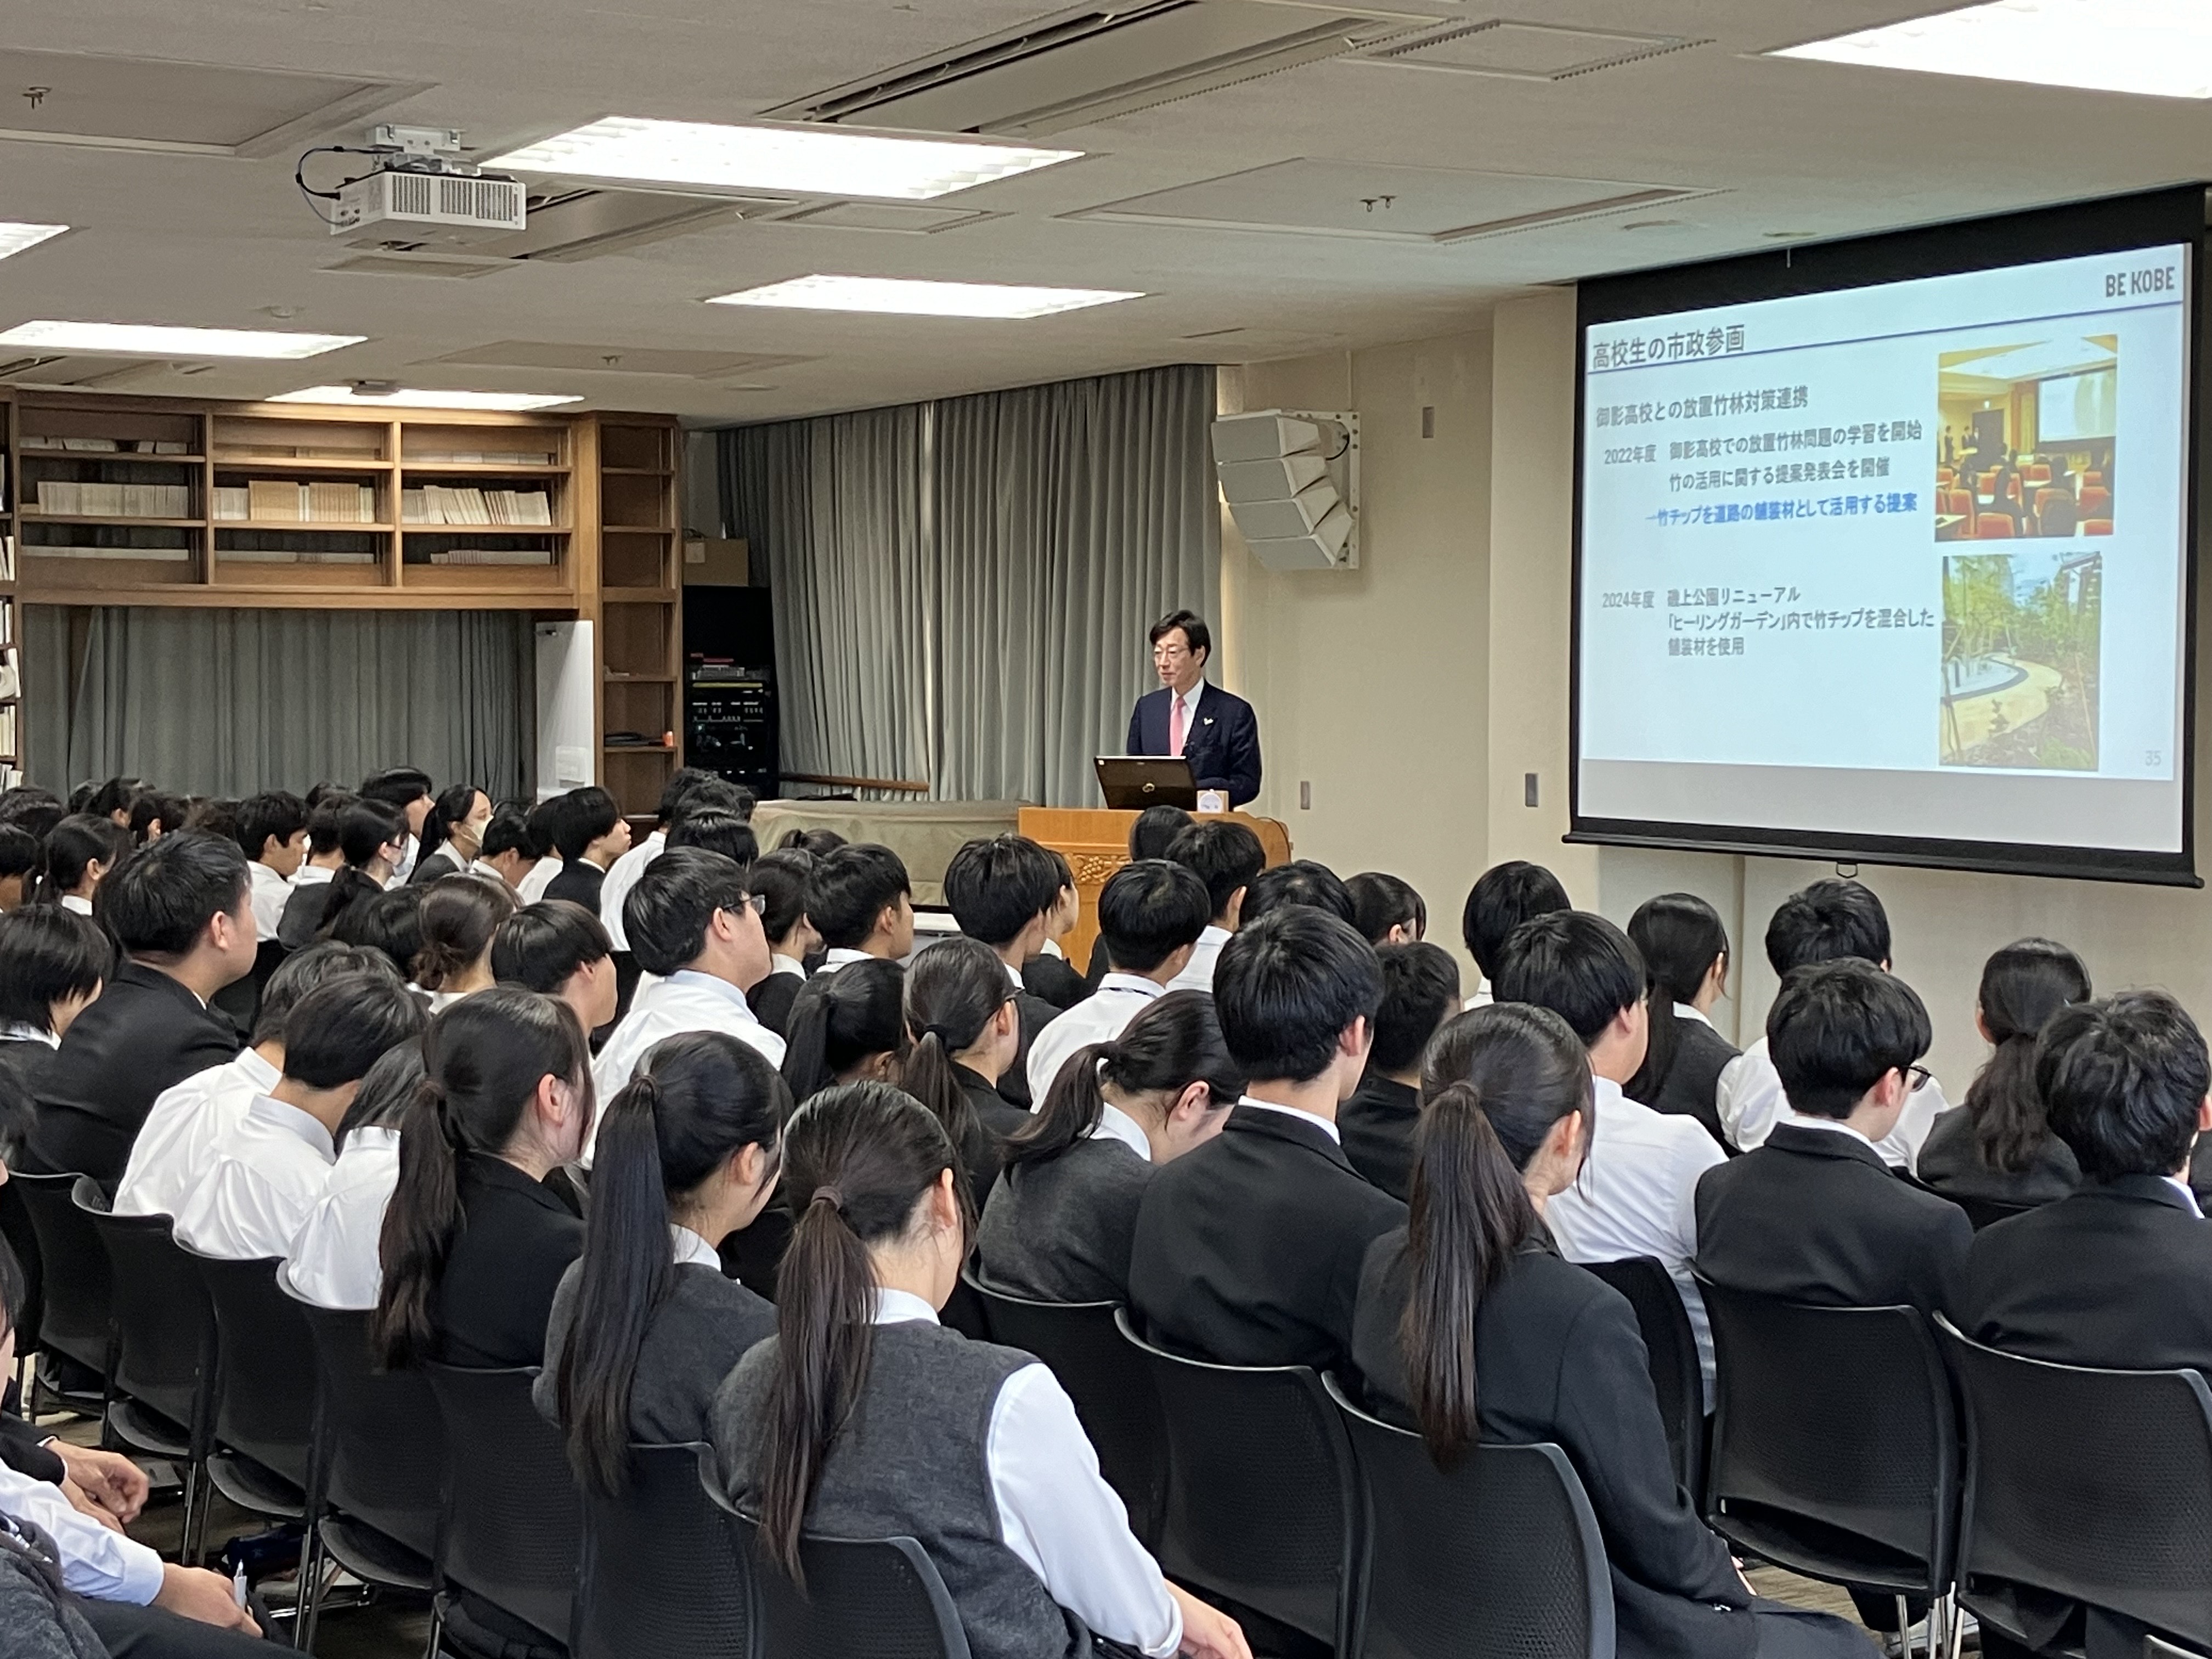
left=1018, top=808, right=1293, bottom=971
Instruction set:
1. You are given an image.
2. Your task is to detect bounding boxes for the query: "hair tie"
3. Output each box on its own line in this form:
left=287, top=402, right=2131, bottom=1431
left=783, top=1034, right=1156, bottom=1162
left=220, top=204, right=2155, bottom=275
left=810, top=1185, right=845, bottom=1214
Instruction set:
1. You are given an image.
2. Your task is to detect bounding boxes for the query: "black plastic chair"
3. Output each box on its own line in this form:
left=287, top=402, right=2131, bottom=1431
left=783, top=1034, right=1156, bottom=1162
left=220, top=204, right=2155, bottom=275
left=707, top=1494, right=970, bottom=1659
left=193, top=1253, right=313, bottom=1518
left=10, top=1168, right=112, bottom=1407
left=80, top=1181, right=219, bottom=1563
left=1114, top=1308, right=1361, bottom=1654
left=1953, top=1195, right=2034, bottom=1233
left=1697, top=1275, right=1958, bottom=1641
left=1581, top=1256, right=1705, bottom=1504
left=424, top=1361, right=583, bottom=1651
left=961, top=1269, right=1168, bottom=1546
left=573, top=1442, right=752, bottom=1659
left=1324, top=1374, right=1614, bottom=1659
left=1937, top=1316, right=2212, bottom=1655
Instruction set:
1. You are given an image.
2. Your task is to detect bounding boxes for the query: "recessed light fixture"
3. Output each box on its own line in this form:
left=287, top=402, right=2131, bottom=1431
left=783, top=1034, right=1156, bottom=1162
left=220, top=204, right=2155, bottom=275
left=706, top=273, right=1142, bottom=319
left=271, top=385, right=582, bottom=411
left=487, top=117, right=1081, bottom=201
left=1773, top=0, right=2212, bottom=100
left=0, top=320, right=363, bottom=359
left=0, top=223, right=66, bottom=261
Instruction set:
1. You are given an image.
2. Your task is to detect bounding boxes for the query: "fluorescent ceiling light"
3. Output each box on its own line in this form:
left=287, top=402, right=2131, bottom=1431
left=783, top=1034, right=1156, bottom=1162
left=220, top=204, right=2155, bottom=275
left=0, top=320, right=363, bottom=359
left=707, top=273, right=1141, bottom=319
left=272, top=386, right=582, bottom=411
left=0, top=223, right=66, bottom=261
left=486, top=117, right=1080, bottom=201
left=1773, top=0, right=2212, bottom=100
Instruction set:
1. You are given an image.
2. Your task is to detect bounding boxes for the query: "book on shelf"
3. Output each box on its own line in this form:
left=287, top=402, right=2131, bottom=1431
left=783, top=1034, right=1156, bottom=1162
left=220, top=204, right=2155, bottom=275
left=410, top=448, right=557, bottom=466
left=0, top=534, right=13, bottom=583
left=403, top=486, right=550, bottom=526
left=219, top=549, right=379, bottom=565
left=35, top=481, right=192, bottom=517
left=22, top=437, right=190, bottom=455
left=0, top=649, right=19, bottom=701
left=25, top=545, right=192, bottom=561
left=425, top=548, right=555, bottom=565
left=223, top=481, right=376, bottom=523
left=0, top=599, right=12, bottom=646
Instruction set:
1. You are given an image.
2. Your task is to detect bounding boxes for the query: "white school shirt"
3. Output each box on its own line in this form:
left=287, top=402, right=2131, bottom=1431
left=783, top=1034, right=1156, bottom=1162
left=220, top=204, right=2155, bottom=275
left=1235, top=1094, right=1342, bottom=1144
left=116, top=1048, right=281, bottom=1218
left=1718, top=1036, right=1951, bottom=1170
left=173, top=1094, right=336, bottom=1261
left=590, top=970, right=787, bottom=1155
left=1544, top=1074, right=1725, bottom=1406
left=1167, top=925, right=1231, bottom=994
left=599, top=830, right=666, bottom=952
left=1166, top=680, right=1205, bottom=755
left=59, top=894, right=91, bottom=916
left=0, top=1458, right=165, bottom=1605
left=769, top=953, right=808, bottom=981
left=247, top=860, right=292, bottom=938
left=518, top=854, right=562, bottom=903
left=290, top=863, right=336, bottom=890
left=1464, top=979, right=1494, bottom=1011
left=1025, top=974, right=1167, bottom=1108
left=873, top=1288, right=1182, bottom=1658
left=1092, top=1102, right=1153, bottom=1160
left=816, top=946, right=874, bottom=975
left=284, top=1126, right=402, bottom=1310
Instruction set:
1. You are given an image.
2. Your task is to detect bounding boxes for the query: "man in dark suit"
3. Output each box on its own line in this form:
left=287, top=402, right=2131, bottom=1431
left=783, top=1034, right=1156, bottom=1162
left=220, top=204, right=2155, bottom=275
left=940, top=833, right=1075, bottom=1110
left=1340, top=940, right=1459, bottom=1200
left=27, top=832, right=252, bottom=1185
left=1126, top=610, right=1262, bottom=808
left=1128, top=906, right=1403, bottom=1370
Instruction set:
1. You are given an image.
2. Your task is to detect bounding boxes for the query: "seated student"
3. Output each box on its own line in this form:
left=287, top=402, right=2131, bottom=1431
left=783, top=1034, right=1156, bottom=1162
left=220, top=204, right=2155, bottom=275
left=373, top=988, right=594, bottom=1370
left=327, top=884, right=426, bottom=986
left=410, top=875, right=518, bottom=1009
left=492, top=900, right=619, bottom=1040
left=709, top=1081, right=1247, bottom=1659
left=126, top=791, right=188, bottom=847
left=542, top=787, right=632, bottom=912
left=1718, top=878, right=1950, bottom=1167
left=516, top=796, right=564, bottom=902
left=471, top=802, right=537, bottom=890
left=40, top=815, right=130, bottom=916
left=1237, top=858, right=1355, bottom=927
left=0, top=785, right=67, bottom=841
left=540, top=1031, right=786, bottom=1482
left=1163, top=819, right=1266, bottom=993
left=0, top=909, right=109, bottom=1162
left=743, top=850, right=819, bottom=1039
left=665, top=806, right=757, bottom=865
left=1075, top=807, right=1195, bottom=990
left=1023, top=850, right=1091, bottom=1009
left=359, top=766, right=435, bottom=882
left=597, top=768, right=720, bottom=952
left=307, top=798, right=409, bottom=944
left=278, top=792, right=353, bottom=948
left=233, top=791, right=308, bottom=939
left=1459, top=859, right=1570, bottom=1008
left=807, top=843, right=915, bottom=973
left=1623, top=892, right=1739, bottom=1147
left=173, top=977, right=426, bottom=1261
left=28, top=834, right=252, bottom=1184
left=782, top=958, right=907, bottom=1104
left=1351, top=1008, right=1868, bottom=1659
left=0, top=823, right=40, bottom=912
left=1917, top=939, right=2090, bottom=1209
left=1339, top=941, right=1460, bottom=1200
left=284, top=1042, right=426, bottom=1311
left=1128, top=907, right=1404, bottom=1370
left=407, top=783, right=490, bottom=887
left=1695, top=960, right=1971, bottom=1318
left=979, top=990, right=1240, bottom=1305
left=1492, top=911, right=1725, bottom=1394
left=899, top=936, right=1030, bottom=1210
left=1025, top=861, right=1210, bottom=1107
left=1345, top=871, right=1426, bottom=947
left=941, top=834, right=1073, bottom=1109
left=775, top=825, right=847, bottom=857
left=118, top=944, right=397, bottom=1218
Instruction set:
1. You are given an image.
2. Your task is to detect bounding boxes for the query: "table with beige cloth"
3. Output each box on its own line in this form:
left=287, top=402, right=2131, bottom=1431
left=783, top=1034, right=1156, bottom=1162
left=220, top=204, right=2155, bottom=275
left=748, top=798, right=1024, bottom=905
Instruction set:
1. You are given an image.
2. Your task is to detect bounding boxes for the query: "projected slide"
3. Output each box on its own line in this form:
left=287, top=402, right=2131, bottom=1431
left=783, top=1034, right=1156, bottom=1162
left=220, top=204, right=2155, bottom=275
left=1578, top=243, right=2190, bottom=862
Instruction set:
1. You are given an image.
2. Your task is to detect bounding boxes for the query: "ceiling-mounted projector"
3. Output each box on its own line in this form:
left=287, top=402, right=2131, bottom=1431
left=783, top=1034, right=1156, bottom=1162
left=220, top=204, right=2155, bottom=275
left=321, top=125, right=528, bottom=242
left=1211, top=409, right=1359, bottom=569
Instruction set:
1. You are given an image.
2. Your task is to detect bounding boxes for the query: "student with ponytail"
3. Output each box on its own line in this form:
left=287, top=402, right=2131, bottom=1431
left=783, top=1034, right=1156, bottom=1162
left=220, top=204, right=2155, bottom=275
left=408, top=783, right=491, bottom=887
left=540, top=1032, right=786, bottom=1493
left=1916, top=938, right=2090, bottom=1207
left=898, top=936, right=1029, bottom=1209
left=978, top=990, right=1241, bottom=1304
left=1623, top=892, right=1737, bottom=1148
left=38, top=815, right=130, bottom=915
left=710, top=1080, right=1249, bottom=1659
left=1353, top=1003, right=1866, bottom=1659
left=411, top=874, right=518, bottom=1008
left=312, top=799, right=409, bottom=942
left=778, top=956, right=907, bottom=1105
left=372, top=988, right=594, bottom=1370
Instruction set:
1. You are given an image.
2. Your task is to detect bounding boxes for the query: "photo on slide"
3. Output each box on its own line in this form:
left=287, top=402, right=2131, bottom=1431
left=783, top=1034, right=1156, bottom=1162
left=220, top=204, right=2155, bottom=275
left=1939, top=551, right=2102, bottom=771
left=1934, top=336, right=2116, bottom=542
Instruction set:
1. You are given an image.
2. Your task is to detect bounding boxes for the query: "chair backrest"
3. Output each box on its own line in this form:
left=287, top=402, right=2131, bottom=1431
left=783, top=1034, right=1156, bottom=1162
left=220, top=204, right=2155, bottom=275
left=80, top=1183, right=216, bottom=1446
left=2084, top=518, right=2113, bottom=535
left=1114, top=1307, right=1361, bottom=1651
left=423, top=1361, right=583, bottom=1649
left=195, top=1254, right=316, bottom=1490
left=961, top=1269, right=1168, bottom=1545
left=2025, top=464, right=2051, bottom=483
left=1954, top=1194, right=2034, bottom=1233
left=1697, top=1275, right=1957, bottom=1584
left=1324, top=1375, right=1613, bottom=1659
left=2038, top=494, right=2078, bottom=535
left=575, top=1443, right=752, bottom=1659
left=2081, top=487, right=2113, bottom=515
left=709, top=1499, right=970, bottom=1659
left=295, top=1299, right=444, bottom=1562
left=1580, top=1256, right=1704, bottom=1502
left=1975, top=516, right=2015, bottom=538
left=1937, top=1317, right=2212, bottom=1648
left=10, top=1169, right=111, bottom=1376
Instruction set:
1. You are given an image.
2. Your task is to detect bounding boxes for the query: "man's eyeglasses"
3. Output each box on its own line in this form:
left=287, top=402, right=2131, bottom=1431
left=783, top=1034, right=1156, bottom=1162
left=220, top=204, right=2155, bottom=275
left=724, top=892, right=767, bottom=918
left=1905, top=1064, right=1933, bottom=1093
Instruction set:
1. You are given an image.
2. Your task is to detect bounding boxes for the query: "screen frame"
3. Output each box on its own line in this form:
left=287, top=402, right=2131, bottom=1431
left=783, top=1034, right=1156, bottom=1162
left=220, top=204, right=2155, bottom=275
left=1568, top=185, right=2207, bottom=887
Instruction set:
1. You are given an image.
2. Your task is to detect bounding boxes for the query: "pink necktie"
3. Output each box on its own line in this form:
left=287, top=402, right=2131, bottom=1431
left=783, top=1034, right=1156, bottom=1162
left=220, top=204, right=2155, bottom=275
left=1169, top=695, right=1186, bottom=757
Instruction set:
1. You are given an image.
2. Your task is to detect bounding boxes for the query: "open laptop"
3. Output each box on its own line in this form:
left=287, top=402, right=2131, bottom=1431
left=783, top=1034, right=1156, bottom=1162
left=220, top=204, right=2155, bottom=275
left=1094, top=755, right=1198, bottom=811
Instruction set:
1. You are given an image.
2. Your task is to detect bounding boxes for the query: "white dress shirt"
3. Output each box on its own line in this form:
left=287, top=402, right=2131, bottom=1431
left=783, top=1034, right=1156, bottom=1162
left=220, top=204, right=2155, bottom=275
left=1235, top=1093, right=1342, bottom=1144
left=1092, top=1102, right=1153, bottom=1160
left=116, top=1048, right=281, bottom=1218
left=1545, top=1074, right=1726, bottom=1404
left=1718, top=1036, right=1951, bottom=1170
left=173, top=1094, right=336, bottom=1261
left=590, top=970, right=788, bottom=1155
left=60, top=894, right=91, bottom=916
left=1025, top=974, right=1167, bottom=1108
left=599, top=830, right=666, bottom=952
left=518, top=854, right=562, bottom=903
left=247, top=860, right=291, bottom=939
left=1166, top=681, right=1205, bottom=757
left=817, top=946, right=874, bottom=975
left=872, top=1288, right=1181, bottom=1658
left=769, top=953, right=808, bottom=981
left=0, top=1457, right=165, bottom=1605
left=284, top=1126, right=401, bottom=1310
left=2169, top=1176, right=2206, bottom=1217
left=290, top=862, right=336, bottom=890
left=1167, top=924, right=1231, bottom=994
left=674, top=1224, right=722, bottom=1268
left=1463, top=979, right=1494, bottom=1011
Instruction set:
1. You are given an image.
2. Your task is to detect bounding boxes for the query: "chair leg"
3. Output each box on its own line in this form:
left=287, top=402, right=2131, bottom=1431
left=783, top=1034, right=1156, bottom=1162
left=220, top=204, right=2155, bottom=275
left=1895, top=1594, right=1915, bottom=1659
left=179, top=1460, right=204, bottom=1567
left=296, top=1521, right=325, bottom=1653
left=421, top=1593, right=447, bottom=1659
left=1946, top=1593, right=1965, bottom=1659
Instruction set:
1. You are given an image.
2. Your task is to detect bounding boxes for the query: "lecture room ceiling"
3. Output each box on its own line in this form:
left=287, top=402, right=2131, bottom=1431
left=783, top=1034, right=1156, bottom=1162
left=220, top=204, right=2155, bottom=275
left=1, top=0, right=2210, bottom=422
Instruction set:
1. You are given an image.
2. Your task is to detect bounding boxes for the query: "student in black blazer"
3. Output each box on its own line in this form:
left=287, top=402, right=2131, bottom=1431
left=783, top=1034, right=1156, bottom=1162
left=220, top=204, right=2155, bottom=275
left=541, top=787, right=631, bottom=914
left=1128, top=907, right=1402, bottom=1370
left=899, top=938, right=1030, bottom=1212
left=941, top=835, right=1080, bottom=1111
left=27, top=834, right=252, bottom=1184
left=1694, top=960, right=1971, bottom=1318
left=1125, top=612, right=1261, bottom=806
left=406, top=783, right=490, bottom=888
left=371, top=988, right=595, bottom=1372
left=1624, top=893, right=1738, bottom=1148
left=742, top=850, right=817, bottom=1040
left=1339, top=941, right=1459, bottom=1200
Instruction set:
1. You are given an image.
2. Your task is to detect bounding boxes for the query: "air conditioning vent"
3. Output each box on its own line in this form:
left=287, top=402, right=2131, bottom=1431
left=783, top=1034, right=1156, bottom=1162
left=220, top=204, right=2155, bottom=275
left=762, top=0, right=1437, bottom=137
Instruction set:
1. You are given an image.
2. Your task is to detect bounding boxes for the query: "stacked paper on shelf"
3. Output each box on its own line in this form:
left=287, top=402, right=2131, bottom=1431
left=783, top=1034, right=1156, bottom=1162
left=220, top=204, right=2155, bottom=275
left=402, top=486, right=551, bottom=526
left=426, top=548, right=555, bottom=565
left=234, top=481, right=377, bottom=522
left=35, top=482, right=191, bottom=516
